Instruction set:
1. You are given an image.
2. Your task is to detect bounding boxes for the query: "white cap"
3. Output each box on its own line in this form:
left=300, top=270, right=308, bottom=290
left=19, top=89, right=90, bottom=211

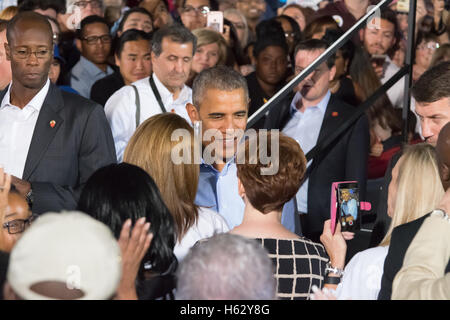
left=7, top=211, right=122, bottom=300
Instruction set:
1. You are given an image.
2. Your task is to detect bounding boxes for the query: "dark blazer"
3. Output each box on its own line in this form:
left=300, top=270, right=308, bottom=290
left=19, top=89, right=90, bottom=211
left=90, top=71, right=125, bottom=107
left=0, top=83, right=117, bottom=214
left=265, top=93, right=370, bottom=238
left=378, top=213, right=450, bottom=299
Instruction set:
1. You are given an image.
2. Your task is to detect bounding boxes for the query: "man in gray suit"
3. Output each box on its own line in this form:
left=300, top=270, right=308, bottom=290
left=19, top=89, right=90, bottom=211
left=0, top=11, right=116, bottom=214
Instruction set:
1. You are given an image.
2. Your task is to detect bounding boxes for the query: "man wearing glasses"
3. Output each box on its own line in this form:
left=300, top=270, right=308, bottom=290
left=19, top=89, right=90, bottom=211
left=0, top=12, right=116, bottom=216
left=66, top=0, right=104, bottom=22
left=179, top=0, right=210, bottom=31
left=71, top=15, right=114, bottom=98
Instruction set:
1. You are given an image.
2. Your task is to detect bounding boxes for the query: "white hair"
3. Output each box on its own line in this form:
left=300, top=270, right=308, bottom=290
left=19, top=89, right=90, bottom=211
left=176, top=233, right=277, bottom=300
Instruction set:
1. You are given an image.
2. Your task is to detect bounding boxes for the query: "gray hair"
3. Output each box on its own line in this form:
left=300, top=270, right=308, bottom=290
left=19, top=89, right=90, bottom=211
left=223, top=8, right=249, bottom=48
left=192, top=65, right=249, bottom=108
left=152, top=24, right=197, bottom=57
left=176, top=233, right=277, bottom=300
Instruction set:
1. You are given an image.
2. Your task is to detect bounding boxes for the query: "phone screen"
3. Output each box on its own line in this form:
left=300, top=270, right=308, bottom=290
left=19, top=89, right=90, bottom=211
left=337, top=183, right=360, bottom=232
left=396, top=0, right=409, bottom=13
left=207, top=11, right=223, bottom=33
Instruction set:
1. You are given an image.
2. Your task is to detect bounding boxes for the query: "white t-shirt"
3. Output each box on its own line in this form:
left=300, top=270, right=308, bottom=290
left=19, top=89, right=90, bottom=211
left=335, top=246, right=389, bottom=300
left=174, top=207, right=230, bottom=262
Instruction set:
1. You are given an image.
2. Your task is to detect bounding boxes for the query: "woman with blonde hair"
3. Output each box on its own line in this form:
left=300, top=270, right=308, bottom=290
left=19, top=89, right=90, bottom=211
left=123, top=113, right=229, bottom=262
left=187, top=28, right=228, bottom=87
left=319, top=143, right=444, bottom=299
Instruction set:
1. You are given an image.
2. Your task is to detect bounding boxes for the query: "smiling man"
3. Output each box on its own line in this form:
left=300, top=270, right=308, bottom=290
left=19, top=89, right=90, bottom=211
left=186, top=66, right=297, bottom=231
left=0, top=11, right=116, bottom=215
left=105, top=24, right=196, bottom=161
left=265, top=39, right=369, bottom=242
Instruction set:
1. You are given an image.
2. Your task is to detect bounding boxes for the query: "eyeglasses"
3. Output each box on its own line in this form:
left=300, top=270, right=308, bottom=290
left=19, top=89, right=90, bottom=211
left=182, top=5, right=210, bottom=16
left=418, top=42, right=440, bottom=51
left=3, top=214, right=37, bottom=235
left=81, top=34, right=112, bottom=45
left=73, top=0, right=102, bottom=9
left=285, top=32, right=295, bottom=39
left=233, top=22, right=246, bottom=30
left=12, top=47, right=51, bottom=59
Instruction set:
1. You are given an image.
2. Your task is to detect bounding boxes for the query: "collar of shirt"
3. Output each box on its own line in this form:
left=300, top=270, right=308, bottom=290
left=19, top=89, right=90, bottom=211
left=153, top=72, right=191, bottom=105
left=289, top=90, right=331, bottom=117
left=79, top=56, right=113, bottom=78
left=0, top=78, right=50, bottom=113
left=200, top=155, right=236, bottom=176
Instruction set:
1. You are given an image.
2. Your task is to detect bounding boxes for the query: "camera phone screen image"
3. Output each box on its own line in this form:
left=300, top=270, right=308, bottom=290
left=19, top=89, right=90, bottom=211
left=338, top=186, right=359, bottom=231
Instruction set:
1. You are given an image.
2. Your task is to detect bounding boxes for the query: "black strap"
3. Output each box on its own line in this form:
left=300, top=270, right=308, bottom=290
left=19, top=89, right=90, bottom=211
left=149, top=74, right=167, bottom=113
left=131, top=84, right=140, bottom=129
left=324, top=275, right=341, bottom=285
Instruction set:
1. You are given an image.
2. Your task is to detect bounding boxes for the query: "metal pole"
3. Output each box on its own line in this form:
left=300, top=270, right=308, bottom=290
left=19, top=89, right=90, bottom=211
left=247, top=0, right=393, bottom=128
left=401, top=0, right=417, bottom=143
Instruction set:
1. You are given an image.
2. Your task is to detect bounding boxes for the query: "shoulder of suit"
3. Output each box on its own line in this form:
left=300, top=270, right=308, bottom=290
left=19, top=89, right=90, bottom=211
left=59, top=88, right=101, bottom=112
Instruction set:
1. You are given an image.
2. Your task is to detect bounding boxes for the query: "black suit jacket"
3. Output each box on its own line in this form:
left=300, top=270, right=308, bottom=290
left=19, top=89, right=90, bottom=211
left=90, top=71, right=125, bottom=107
left=0, top=83, right=117, bottom=214
left=378, top=213, right=450, bottom=299
left=265, top=93, right=370, bottom=238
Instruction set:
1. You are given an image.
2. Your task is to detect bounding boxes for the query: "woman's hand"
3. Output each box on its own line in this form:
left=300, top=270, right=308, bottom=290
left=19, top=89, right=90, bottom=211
left=115, top=217, right=153, bottom=300
left=320, top=219, right=347, bottom=269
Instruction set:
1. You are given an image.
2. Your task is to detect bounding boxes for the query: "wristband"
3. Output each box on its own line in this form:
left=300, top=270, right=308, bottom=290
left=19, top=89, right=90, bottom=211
left=324, top=275, right=341, bottom=285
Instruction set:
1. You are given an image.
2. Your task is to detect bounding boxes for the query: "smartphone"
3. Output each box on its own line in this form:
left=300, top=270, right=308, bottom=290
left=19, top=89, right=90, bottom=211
left=396, top=0, right=409, bottom=13
left=207, top=11, right=224, bottom=34
left=337, top=182, right=360, bottom=232
left=370, top=54, right=387, bottom=68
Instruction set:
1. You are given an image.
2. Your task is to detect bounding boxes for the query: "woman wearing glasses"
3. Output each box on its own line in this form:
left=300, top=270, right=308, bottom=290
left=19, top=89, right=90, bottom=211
left=179, top=0, right=210, bottom=31
left=413, top=31, right=440, bottom=82
left=0, top=183, right=35, bottom=253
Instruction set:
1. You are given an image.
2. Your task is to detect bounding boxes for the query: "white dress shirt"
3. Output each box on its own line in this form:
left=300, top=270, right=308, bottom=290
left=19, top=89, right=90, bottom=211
left=105, top=73, right=192, bottom=161
left=381, top=56, right=405, bottom=109
left=335, top=246, right=389, bottom=300
left=0, top=79, right=50, bottom=178
left=173, top=207, right=229, bottom=262
left=282, top=90, right=330, bottom=213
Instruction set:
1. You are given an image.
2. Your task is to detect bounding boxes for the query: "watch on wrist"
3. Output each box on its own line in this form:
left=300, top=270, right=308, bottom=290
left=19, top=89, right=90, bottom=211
left=325, top=261, right=344, bottom=277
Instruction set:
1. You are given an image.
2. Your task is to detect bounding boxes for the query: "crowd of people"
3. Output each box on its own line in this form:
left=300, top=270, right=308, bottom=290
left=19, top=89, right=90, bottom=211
left=0, top=0, right=449, bottom=300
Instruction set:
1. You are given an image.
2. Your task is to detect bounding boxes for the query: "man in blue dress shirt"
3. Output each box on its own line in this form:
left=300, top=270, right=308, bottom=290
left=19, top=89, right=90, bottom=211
left=186, top=66, right=298, bottom=232
left=70, top=15, right=114, bottom=98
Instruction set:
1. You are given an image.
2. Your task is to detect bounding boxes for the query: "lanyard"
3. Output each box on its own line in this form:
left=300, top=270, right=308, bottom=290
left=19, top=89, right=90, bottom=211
left=149, top=74, right=167, bottom=113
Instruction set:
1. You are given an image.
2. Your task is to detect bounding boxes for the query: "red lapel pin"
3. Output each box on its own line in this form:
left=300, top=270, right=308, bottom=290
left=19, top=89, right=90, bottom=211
left=49, top=120, right=56, bottom=128
left=332, top=112, right=339, bottom=117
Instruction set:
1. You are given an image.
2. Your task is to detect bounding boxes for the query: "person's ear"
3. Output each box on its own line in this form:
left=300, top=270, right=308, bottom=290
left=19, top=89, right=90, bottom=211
left=329, top=65, right=336, bottom=82
left=237, top=178, right=246, bottom=199
left=114, top=54, right=120, bottom=67
left=75, top=38, right=82, bottom=52
left=186, top=102, right=200, bottom=123
left=4, top=43, right=11, bottom=61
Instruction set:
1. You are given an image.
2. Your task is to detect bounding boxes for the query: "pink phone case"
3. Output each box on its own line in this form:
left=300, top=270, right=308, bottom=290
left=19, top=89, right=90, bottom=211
left=330, top=181, right=372, bottom=234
